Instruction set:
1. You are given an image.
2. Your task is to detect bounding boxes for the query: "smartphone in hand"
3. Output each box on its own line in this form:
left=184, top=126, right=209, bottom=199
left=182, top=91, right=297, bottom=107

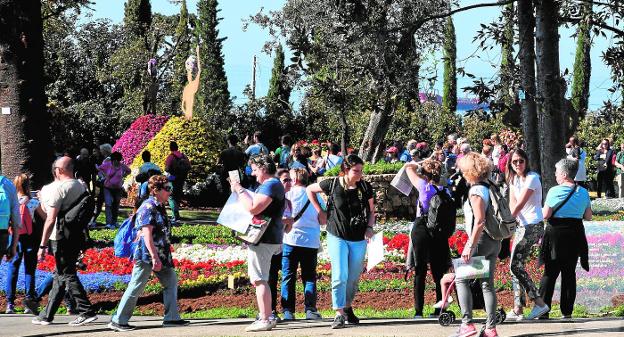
left=228, top=170, right=241, bottom=184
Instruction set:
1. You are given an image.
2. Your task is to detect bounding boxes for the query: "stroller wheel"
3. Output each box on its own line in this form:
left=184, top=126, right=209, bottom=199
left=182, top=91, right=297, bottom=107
left=438, top=312, right=455, bottom=326
left=496, top=308, right=506, bottom=324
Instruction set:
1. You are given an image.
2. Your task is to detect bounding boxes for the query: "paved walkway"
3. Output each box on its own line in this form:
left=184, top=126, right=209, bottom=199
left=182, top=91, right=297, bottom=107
left=0, top=315, right=622, bottom=337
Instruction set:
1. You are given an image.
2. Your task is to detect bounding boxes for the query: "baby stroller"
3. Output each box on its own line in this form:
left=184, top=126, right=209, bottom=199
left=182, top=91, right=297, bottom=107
left=438, top=278, right=506, bottom=327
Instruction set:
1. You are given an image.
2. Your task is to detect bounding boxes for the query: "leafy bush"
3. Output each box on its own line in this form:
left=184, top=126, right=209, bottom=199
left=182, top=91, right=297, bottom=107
left=112, top=114, right=170, bottom=165
left=89, top=224, right=238, bottom=246
left=324, top=161, right=404, bottom=176
left=129, top=116, right=224, bottom=185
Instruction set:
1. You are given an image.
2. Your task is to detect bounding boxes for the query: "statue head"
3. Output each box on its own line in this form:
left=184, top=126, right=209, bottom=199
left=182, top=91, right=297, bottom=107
left=185, top=55, right=198, bottom=78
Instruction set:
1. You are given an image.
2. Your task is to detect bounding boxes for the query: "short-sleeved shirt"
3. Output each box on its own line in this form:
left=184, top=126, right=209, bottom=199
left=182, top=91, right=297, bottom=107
left=0, top=177, right=21, bottom=231
left=414, top=176, right=445, bottom=217
left=399, top=150, right=412, bottom=162
left=320, top=178, right=374, bottom=242
left=46, top=179, right=86, bottom=241
left=245, top=143, right=269, bottom=156
left=545, top=185, right=590, bottom=219
left=133, top=196, right=173, bottom=267
left=255, top=178, right=285, bottom=244
left=463, top=185, right=490, bottom=237
left=325, top=155, right=344, bottom=170
left=139, top=162, right=161, bottom=175
left=284, top=186, right=321, bottom=249
left=511, top=172, right=544, bottom=226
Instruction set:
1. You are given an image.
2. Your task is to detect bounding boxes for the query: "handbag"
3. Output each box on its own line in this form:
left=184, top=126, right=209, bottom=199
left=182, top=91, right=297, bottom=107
left=235, top=215, right=272, bottom=245
left=452, top=256, right=490, bottom=280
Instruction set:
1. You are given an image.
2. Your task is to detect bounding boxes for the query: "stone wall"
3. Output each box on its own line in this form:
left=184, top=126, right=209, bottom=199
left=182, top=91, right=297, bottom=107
left=319, top=174, right=418, bottom=221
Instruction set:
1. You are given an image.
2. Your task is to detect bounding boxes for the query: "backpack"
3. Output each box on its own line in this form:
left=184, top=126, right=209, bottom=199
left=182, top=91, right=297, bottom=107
left=426, top=185, right=457, bottom=238
left=169, top=154, right=191, bottom=177
left=56, top=190, right=95, bottom=247
left=114, top=214, right=138, bottom=258
left=473, top=180, right=516, bottom=240
left=0, top=177, right=11, bottom=230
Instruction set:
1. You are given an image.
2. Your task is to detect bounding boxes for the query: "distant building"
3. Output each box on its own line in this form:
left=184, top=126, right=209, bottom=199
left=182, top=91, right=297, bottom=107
left=418, top=93, right=490, bottom=115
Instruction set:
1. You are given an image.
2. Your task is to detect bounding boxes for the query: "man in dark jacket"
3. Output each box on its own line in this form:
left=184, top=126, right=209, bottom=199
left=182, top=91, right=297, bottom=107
left=165, top=141, right=191, bottom=225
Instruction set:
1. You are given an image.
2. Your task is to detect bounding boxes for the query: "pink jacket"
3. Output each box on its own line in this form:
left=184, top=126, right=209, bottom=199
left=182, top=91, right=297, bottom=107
left=98, top=160, right=131, bottom=189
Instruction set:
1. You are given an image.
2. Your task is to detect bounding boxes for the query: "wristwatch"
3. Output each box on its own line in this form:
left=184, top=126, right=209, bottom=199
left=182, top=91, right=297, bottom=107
left=39, top=245, right=47, bottom=249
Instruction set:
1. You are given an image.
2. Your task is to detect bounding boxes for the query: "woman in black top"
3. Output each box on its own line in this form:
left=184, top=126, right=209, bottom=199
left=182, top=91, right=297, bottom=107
left=307, top=154, right=375, bottom=329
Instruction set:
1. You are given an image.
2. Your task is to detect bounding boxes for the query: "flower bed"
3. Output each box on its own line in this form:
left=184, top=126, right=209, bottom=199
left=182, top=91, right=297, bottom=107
left=2, top=221, right=621, bottom=315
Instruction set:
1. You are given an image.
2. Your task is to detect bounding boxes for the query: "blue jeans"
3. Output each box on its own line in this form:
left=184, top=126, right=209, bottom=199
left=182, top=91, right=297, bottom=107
left=5, top=236, right=37, bottom=303
left=280, top=244, right=318, bottom=312
left=327, top=233, right=367, bottom=310
left=112, top=261, right=181, bottom=324
left=104, top=187, right=122, bottom=226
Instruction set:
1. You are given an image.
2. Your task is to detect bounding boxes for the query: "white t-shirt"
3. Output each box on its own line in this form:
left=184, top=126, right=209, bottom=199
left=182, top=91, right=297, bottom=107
left=463, top=185, right=490, bottom=237
left=283, top=186, right=321, bottom=249
left=511, top=172, right=543, bottom=226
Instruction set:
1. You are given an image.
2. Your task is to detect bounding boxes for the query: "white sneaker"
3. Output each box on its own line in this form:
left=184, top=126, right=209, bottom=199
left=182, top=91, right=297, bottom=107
left=506, top=310, right=524, bottom=321
left=245, top=319, right=273, bottom=332
left=526, top=304, right=549, bottom=320
left=433, top=296, right=453, bottom=309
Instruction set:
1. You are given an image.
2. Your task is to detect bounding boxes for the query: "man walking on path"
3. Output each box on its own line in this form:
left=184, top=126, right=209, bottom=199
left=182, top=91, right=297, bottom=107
left=30, top=156, right=97, bottom=326
left=165, top=141, right=191, bottom=226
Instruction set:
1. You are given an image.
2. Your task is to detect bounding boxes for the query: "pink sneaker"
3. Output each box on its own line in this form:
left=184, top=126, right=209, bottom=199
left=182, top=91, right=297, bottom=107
left=482, top=327, right=499, bottom=337
left=448, top=323, right=478, bottom=337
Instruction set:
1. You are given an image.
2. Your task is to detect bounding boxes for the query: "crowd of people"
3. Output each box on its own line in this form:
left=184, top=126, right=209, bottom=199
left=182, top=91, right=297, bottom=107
left=0, top=129, right=602, bottom=336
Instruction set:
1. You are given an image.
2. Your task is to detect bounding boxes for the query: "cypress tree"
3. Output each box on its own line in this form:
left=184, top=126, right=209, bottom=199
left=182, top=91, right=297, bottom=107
left=196, top=0, right=231, bottom=125
left=264, top=44, right=292, bottom=148
left=266, top=44, right=291, bottom=115
left=171, top=0, right=192, bottom=113
left=112, top=0, right=152, bottom=119
left=124, top=0, right=152, bottom=42
left=442, top=16, right=457, bottom=112
left=571, top=1, right=592, bottom=117
left=500, top=3, right=515, bottom=119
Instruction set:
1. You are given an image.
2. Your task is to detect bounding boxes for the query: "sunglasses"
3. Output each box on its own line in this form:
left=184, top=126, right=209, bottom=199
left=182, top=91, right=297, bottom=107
left=512, top=159, right=525, bottom=165
left=281, top=178, right=292, bottom=183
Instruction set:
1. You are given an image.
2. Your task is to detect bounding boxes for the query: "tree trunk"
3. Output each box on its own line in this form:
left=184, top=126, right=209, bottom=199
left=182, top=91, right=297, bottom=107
left=0, top=0, right=54, bottom=188
left=358, top=98, right=394, bottom=163
left=518, top=0, right=541, bottom=174
left=535, top=0, right=565, bottom=191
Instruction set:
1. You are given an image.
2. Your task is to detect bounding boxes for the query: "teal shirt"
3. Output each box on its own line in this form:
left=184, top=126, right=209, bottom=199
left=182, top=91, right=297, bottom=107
left=545, top=185, right=590, bottom=219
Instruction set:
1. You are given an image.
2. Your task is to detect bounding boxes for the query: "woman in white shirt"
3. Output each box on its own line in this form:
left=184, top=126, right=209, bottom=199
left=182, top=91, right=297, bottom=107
left=280, top=168, right=322, bottom=321
left=506, top=148, right=549, bottom=321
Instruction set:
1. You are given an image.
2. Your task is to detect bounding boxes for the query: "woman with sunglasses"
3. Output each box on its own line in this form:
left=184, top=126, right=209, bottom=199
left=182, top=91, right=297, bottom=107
left=505, top=149, right=549, bottom=321
left=109, top=175, right=189, bottom=331
left=229, top=155, right=285, bottom=332
left=307, top=154, right=375, bottom=329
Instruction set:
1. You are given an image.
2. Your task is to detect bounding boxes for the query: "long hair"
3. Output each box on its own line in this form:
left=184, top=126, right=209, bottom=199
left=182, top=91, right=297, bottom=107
left=505, top=148, right=531, bottom=185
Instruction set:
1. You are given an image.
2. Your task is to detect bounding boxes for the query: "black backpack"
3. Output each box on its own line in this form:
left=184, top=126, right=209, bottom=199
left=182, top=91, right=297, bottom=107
left=170, top=155, right=191, bottom=177
left=57, top=190, right=95, bottom=247
left=426, top=185, right=457, bottom=238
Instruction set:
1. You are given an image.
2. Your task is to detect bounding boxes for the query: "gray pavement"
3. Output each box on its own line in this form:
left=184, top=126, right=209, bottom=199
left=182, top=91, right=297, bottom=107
left=0, top=315, right=622, bottom=337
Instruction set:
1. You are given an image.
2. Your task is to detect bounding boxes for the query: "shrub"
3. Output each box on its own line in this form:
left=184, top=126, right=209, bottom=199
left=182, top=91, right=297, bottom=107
left=129, top=116, right=223, bottom=185
left=112, top=114, right=170, bottom=165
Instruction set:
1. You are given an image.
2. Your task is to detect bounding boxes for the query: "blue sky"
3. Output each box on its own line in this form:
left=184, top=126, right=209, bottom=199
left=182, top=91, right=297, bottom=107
left=85, top=0, right=619, bottom=110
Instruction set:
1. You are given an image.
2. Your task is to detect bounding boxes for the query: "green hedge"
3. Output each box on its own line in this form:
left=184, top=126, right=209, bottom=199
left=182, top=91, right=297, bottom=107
left=324, top=161, right=404, bottom=177
left=89, top=224, right=239, bottom=246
